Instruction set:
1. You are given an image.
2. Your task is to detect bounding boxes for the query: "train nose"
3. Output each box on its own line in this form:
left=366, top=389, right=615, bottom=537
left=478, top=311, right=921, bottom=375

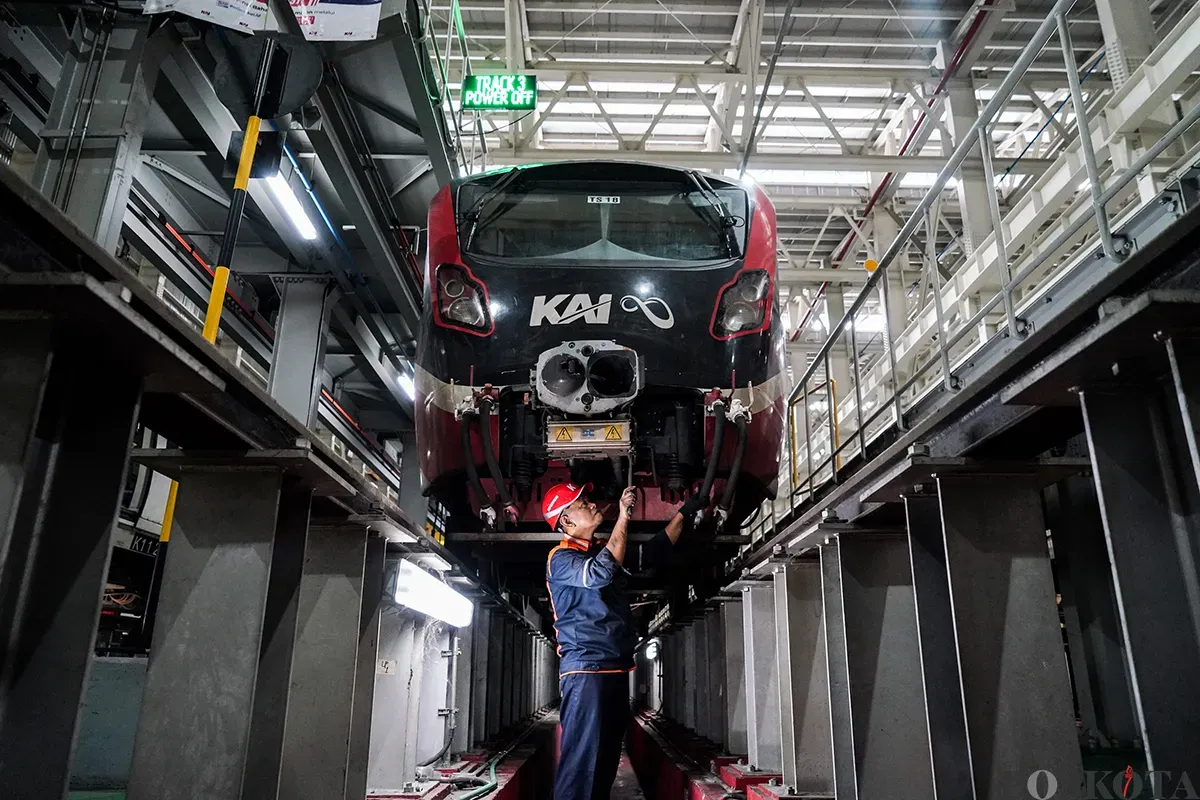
left=535, top=340, right=642, bottom=415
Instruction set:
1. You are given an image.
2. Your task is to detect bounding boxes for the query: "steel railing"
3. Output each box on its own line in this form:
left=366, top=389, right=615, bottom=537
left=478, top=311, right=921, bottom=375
left=762, top=0, right=1200, bottom=543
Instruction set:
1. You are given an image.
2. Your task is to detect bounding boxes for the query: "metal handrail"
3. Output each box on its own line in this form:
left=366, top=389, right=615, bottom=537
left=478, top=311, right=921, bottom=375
left=779, top=0, right=1200, bottom=522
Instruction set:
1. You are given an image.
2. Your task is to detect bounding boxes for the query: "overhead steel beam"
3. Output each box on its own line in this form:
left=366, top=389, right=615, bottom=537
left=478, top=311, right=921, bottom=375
left=778, top=267, right=869, bottom=284
left=384, top=9, right=457, bottom=186
left=157, top=37, right=332, bottom=268
left=486, top=148, right=1053, bottom=173
left=331, top=304, right=412, bottom=413
left=306, top=92, right=423, bottom=335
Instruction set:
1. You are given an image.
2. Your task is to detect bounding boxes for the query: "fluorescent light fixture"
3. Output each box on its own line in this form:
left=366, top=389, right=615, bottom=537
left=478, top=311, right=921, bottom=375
left=398, top=372, right=416, bottom=401
left=394, top=560, right=473, bottom=627
left=266, top=174, right=319, bottom=241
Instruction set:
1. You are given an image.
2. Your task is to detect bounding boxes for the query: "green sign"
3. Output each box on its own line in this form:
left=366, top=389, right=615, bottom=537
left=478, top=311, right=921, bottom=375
left=460, top=74, right=537, bottom=112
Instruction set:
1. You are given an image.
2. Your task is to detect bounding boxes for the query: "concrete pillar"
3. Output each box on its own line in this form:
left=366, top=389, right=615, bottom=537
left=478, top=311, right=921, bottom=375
left=871, top=207, right=910, bottom=345
left=772, top=562, right=832, bottom=795
left=33, top=14, right=167, bottom=252
left=127, top=472, right=310, bottom=800
left=1094, top=0, right=1170, bottom=202
left=0, top=324, right=142, bottom=800
left=742, top=584, right=782, bottom=773
left=1095, top=0, right=1156, bottom=89
left=1081, top=362, right=1200, bottom=778
left=943, top=83, right=994, bottom=259
left=936, top=476, right=1084, bottom=797
left=823, top=535, right=935, bottom=800
left=824, top=288, right=852, bottom=393
left=398, top=431, right=428, bottom=532
left=268, top=280, right=336, bottom=426
left=720, top=600, right=747, bottom=755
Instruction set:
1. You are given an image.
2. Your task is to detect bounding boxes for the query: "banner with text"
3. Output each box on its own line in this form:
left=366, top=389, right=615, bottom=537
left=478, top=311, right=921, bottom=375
left=143, top=0, right=382, bottom=41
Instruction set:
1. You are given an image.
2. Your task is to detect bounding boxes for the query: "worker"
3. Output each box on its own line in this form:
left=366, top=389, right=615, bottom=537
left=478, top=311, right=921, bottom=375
left=543, top=481, right=707, bottom=800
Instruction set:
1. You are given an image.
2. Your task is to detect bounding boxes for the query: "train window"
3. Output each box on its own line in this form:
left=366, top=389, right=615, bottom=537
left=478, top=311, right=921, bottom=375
left=459, top=179, right=748, bottom=264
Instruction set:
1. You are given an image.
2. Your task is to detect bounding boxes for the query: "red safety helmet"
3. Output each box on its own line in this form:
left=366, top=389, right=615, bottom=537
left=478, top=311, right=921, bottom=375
left=542, top=482, right=593, bottom=530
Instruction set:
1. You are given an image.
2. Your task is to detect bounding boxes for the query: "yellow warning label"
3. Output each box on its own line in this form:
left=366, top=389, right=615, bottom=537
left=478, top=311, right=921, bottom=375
left=605, top=426, right=623, bottom=440
left=555, top=427, right=573, bottom=442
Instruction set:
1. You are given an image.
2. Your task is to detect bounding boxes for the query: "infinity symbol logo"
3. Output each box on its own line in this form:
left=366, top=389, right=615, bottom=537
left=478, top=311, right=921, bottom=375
left=621, top=295, right=675, bottom=329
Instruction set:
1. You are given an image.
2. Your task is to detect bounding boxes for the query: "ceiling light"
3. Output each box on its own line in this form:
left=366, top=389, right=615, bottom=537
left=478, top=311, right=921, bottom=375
left=266, top=174, right=318, bottom=241
left=394, top=560, right=473, bottom=627
left=398, top=372, right=415, bottom=401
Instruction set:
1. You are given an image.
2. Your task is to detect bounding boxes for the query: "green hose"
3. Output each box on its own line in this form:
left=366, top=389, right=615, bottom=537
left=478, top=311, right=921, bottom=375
left=456, top=710, right=550, bottom=799
left=458, top=758, right=499, bottom=799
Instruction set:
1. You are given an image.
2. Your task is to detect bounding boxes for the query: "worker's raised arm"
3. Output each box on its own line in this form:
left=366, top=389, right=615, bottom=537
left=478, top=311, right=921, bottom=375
left=547, top=546, right=621, bottom=589
left=605, top=486, right=636, bottom=566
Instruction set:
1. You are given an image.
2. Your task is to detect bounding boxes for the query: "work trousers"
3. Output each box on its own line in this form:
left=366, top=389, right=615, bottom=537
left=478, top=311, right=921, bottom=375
left=554, top=671, right=630, bottom=800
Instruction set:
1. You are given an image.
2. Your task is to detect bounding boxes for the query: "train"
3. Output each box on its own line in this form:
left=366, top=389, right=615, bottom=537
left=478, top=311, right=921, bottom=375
left=414, top=161, right=786, bottom=533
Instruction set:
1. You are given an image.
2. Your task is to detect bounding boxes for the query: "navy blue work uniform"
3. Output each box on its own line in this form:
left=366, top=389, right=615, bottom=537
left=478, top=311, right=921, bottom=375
left=547, top=530, right=668, bottom=800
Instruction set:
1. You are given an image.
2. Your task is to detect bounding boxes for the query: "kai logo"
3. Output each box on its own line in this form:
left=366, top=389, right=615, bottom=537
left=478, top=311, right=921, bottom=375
left=530, top=294, right=612, bottom=326
left=529, top=293, right=675, bottom=329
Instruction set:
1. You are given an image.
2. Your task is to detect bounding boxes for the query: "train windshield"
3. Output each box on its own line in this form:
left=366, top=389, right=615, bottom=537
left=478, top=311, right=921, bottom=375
left=458, top=171, right=748, bottom=264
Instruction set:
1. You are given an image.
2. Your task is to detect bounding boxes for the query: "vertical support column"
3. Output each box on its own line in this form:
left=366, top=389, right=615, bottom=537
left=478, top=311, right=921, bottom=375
left=904, top=493, right=973, bottom=799
left=451, top=623, right=472, bottom=755
left=682, top=623, right=697, bottom=731
left=276, top=523, right=369, bottom=800
left=838, top=535, right=935, bottom=799
left=742, top=584, right=782, bottom=773
left=871, top=207, right=910, bottom=345
left=1094, top=0, right=1156, bottom=88
left=721, top=600, right=747, bottom=755
left=1043, top=477, right=1137, bottom=747
left=414, top=624, right=451, bottom=767
left=240, top=480, right=313, bottom=800
left=471, top=607, right=491, bottom=746
left=367, top=613, right=426, bottom=791
left=346, top=534, right=386, bottom=800
left=268, top=280, right=335, bottom=426
left=397, top=431, right=427, bottom=537
left=937, top=475, right=1084, bottom=798
left=127, top=469, right=293, bottom=800
left=502, top=619, right=516, bottom=730
left=773, top=562, right=832, bottom=795
left=704, top=608, right=726, bottom=747
left=1081, top=381, right=1200, bottom=777
left=33, top=14, right=167, bottom=251
left=824, top=287, right=852, bottom=392
left=819, top=540, right=857, bottom=800
left=693, top=617, right=711, bottom=737
left=0, top=326, right=142, bottom=800
left=942, top=82, right=994, bottom=259
left=486, top=611, right=504, bottom=739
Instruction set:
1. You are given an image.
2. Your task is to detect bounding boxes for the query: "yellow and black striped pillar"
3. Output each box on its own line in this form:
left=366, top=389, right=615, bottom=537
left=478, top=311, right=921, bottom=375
left=144, top=39, right=281, bottom=648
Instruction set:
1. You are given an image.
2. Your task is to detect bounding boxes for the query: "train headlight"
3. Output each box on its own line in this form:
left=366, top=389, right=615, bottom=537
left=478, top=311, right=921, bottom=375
left=433, top=264, right=494, bottom=336
left=712, top=269, right=771, bottom=339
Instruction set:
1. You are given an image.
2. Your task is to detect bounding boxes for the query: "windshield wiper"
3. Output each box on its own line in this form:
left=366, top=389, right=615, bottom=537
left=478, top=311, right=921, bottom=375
left=460, top=167, right=524, bottom=249
left=686, top=170, right=739, bottom=257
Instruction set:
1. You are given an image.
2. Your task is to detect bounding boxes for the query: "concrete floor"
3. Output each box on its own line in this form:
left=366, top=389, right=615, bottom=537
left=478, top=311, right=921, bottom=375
left=609, top=752, right=647, bottom=800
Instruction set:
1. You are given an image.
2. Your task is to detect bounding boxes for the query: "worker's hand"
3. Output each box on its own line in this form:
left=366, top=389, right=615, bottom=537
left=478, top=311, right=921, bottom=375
left=679, top=491, right=709, bottom=520
left=618, top=486, right=637, bottom=520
